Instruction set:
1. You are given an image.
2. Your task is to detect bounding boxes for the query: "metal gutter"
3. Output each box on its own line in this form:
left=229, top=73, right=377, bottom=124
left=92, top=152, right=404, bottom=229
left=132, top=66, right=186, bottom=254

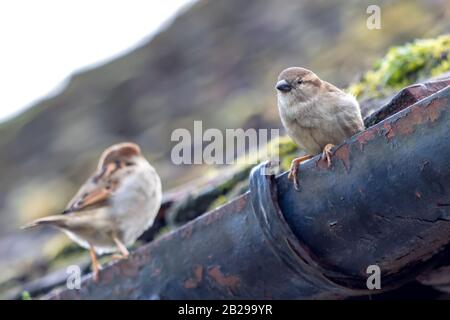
left=47, top=84, right=450, bottom=299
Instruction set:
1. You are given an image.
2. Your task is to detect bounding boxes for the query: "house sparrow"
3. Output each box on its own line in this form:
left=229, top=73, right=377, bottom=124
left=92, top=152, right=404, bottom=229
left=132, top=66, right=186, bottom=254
left=276, top=67, right=364, bottom=190
left=23, top=142, right=162, bottom=281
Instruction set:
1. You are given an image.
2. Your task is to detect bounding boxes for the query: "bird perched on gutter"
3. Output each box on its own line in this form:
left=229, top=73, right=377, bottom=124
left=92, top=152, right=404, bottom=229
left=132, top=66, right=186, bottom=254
left=275, top=67, right=364, bottom=190
left=22, top=142, right=162, bottom=281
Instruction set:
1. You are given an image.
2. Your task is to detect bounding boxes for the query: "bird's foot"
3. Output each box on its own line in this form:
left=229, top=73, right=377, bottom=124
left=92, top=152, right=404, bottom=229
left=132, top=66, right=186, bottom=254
left=113, top=236, right=130, bottom=260
left=89, top=245, right=101, bottom=282
left=322, top=144, right=335, bottom=168
left=288, top=155, right=313, bottom=191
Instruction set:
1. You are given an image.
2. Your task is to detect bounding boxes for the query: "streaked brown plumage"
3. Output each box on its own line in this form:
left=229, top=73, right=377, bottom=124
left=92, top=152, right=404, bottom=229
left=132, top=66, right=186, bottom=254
left=23, top=142, right=162, bottom=280
left=276, top=67, right=364, bottom=189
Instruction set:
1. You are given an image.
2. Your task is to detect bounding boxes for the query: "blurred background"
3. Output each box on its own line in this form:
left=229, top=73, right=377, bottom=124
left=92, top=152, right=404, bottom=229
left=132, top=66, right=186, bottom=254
left=0, top=0, right=450, bottom=299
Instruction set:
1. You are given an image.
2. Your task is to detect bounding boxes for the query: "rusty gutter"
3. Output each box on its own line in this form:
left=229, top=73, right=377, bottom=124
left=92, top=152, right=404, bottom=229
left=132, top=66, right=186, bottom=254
left=46, top=84, right=450, bottom=299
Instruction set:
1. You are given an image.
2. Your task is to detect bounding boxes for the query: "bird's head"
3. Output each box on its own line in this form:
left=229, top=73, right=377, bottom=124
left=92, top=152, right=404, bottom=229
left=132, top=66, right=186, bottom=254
left=275, top=67, right=322, bottom=108
left=98, top=142, right=142, bottom=173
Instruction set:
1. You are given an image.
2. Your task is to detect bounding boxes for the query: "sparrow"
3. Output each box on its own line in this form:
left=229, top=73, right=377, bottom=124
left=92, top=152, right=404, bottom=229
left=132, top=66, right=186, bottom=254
left=275, top=67, right=365, bottom=190
left=23, top=142, right=162, bottom=281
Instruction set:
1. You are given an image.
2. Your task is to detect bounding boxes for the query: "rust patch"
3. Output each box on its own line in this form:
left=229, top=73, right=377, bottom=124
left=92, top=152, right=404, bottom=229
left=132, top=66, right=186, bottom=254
left=356, top=129, right=376, bottom=150
left=387, top=97, right=448, bottom=139
left=358, top=93, right=447, bottom=147
left=184, top=265, right=204, bottom=289
left=428, top=97, right=447, bottom=121
left=207, top=265, right=240, bottom=291
left=334, top=145, right=350, bottom=172
left=316, top=156, right=329, bottom=170
left=394, top=112, right=417, bottom=136
left=383, top=122, right=395, bottom=141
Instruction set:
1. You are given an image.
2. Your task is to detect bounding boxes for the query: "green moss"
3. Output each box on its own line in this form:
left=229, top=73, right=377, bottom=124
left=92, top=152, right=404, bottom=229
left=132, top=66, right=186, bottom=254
left=208, top=195, right=229, bottom=210
left=205, top=135, right=301, bottom=211
left=348, top=34, right=450, bottom=99
left=21, top=291, right=32, bottom=300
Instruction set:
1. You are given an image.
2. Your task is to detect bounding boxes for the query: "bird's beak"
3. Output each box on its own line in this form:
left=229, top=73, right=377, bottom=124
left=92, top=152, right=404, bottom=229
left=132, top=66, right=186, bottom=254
left=276, top=79, right=292, bottom=92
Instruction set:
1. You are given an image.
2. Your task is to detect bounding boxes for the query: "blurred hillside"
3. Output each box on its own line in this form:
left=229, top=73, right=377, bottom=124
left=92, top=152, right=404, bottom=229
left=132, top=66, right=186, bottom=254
left=1, top=0, right=450, bottom=298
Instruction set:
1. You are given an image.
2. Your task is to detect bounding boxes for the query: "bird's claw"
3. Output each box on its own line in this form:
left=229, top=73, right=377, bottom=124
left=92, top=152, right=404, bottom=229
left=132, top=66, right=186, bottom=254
left=288, top=164, right=300, bottom=191
left=91, top=264, right=103, bottom=282
left=288, top=155, right=312, bottom=191
left=322, top=144, right=335, bottom=168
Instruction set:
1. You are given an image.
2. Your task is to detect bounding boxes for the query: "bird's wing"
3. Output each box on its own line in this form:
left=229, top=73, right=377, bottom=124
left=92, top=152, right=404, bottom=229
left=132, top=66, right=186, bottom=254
left=63, top=165, right=119, bottom=214
left=62, top=158, right=125, bottom=214
left=64, top=186, right=112, bottom=214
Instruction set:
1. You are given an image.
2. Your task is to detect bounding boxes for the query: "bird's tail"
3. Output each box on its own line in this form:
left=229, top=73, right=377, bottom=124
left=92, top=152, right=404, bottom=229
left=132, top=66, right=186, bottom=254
left=21, top=215, right=69, bottom=230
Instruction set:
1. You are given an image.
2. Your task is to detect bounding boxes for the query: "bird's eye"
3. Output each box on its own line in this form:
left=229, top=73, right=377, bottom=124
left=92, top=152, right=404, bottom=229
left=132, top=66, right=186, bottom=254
left=297, top=80, right=304, bottom=85
left=125, top=161, right=134, bottom=166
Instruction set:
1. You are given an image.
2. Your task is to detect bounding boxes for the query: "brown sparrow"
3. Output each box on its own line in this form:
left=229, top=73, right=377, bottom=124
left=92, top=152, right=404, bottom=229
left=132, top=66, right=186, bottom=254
left=23, top=142, right=162, bottom=281
left=276, top=67, right=364, bottom=190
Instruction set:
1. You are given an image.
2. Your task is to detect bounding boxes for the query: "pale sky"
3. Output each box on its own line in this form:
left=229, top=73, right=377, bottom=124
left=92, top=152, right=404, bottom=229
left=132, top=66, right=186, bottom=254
left=0, top=0, right=194, bottom=122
